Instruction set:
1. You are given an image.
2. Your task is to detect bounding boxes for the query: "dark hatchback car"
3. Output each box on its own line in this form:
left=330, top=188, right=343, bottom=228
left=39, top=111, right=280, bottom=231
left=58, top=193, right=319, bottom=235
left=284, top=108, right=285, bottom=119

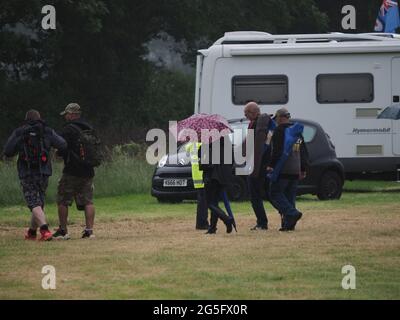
left=151, top=118, right=344, bottom=202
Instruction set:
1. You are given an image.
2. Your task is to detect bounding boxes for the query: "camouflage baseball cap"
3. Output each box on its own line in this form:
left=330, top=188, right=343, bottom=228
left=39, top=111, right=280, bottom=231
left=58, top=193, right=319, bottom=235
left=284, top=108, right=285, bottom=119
left=60, top=103, right=81, bottom=116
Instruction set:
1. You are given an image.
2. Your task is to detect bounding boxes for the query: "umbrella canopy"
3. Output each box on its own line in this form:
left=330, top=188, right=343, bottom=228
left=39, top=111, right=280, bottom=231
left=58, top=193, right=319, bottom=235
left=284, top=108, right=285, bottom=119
left=170, top=113, right=232, bottom=144
left=377, top=104, right=400, bottom=120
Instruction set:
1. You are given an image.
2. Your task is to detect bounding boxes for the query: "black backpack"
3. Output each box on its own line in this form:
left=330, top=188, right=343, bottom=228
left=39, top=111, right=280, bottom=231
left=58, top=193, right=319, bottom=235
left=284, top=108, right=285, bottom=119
left=68, top=123, right=102, bottom=167
left=21, top=124, right=48, bottom=171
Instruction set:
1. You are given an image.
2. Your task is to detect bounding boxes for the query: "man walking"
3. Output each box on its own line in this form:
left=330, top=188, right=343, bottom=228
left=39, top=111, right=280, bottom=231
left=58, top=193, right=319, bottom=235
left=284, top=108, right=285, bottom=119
left=243, top=102, right=274, bottom=231
left=3, top=110, right=67, bottom=241
left=267, top=108, right=308, bottom=231
left=199, top=136, right=234, bottom=234
left=53, top=103, right=101, bottom=240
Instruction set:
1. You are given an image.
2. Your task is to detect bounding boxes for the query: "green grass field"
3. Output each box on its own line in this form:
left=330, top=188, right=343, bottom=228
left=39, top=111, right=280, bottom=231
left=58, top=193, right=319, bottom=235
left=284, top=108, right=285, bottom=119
left=0, top=180, right=400, bottom=300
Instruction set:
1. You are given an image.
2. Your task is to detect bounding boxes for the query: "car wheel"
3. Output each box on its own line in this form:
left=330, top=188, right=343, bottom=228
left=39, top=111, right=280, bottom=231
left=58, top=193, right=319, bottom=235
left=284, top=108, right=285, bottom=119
left=227, top=176, right=248, bottom=201
left=157, top=197, right=183, bottom=204
left=317, top=171, right=343, bottom=200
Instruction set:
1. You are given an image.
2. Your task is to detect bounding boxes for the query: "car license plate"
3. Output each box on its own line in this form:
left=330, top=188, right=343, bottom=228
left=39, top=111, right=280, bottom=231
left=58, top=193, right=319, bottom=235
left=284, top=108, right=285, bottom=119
left=163, top=179, right=188, bottom=187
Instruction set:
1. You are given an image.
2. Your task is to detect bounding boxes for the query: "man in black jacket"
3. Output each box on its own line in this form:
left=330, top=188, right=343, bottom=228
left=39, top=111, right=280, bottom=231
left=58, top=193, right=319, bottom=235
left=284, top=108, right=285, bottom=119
left=267, top=108, right=309, bottom=231
left=53, top=103, right=97, bottom=240
left=3, top=110, right=67, bottom=241
left=243, top=102, right=273, bottom=231
left=199, top=137, right=234, bottom=234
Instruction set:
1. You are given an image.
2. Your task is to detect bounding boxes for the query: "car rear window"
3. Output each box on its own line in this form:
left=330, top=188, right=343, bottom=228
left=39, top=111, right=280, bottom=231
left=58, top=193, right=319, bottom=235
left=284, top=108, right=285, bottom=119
left=303, top=125, right=317, bottom=143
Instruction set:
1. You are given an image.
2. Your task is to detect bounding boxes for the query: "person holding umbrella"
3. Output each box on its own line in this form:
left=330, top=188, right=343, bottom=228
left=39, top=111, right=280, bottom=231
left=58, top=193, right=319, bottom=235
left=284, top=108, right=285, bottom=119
left=170, top=114, right=236, bottom=234
left=199, top=135, right=235, bottom=234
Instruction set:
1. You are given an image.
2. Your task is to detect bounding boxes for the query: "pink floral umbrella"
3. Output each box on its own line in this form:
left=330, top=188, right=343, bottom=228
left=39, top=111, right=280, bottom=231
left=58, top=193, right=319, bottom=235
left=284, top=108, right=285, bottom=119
left=170, top=113, right=232, bottom=144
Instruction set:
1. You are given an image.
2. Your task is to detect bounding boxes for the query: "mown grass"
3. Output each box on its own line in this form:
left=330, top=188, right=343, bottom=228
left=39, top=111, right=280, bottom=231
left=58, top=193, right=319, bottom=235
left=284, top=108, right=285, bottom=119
left=0, top=189, right=399, bottom=300
left=1, top=153, right=399, bottom=299
left=344, top=179, right=400, bottom=192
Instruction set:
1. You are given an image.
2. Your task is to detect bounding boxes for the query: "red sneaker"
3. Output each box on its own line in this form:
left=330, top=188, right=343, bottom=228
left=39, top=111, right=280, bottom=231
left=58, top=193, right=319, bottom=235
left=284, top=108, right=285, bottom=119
left=24, top=229, right=37, bottom=241
left=39, top=229, right=53, bottom=241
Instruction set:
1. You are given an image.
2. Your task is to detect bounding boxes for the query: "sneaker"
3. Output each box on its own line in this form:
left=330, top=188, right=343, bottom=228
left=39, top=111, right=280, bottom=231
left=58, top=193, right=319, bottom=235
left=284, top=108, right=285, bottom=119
left=250, top=224, right=268, bottom=231
left=205, top=228, right=217, bottom=234
left=82, top=229, right=95, bottom=239
left=24, top=229, right=37, bottom=241
left=52, top=228, right=71, bottom=240
left=39, top=229, right=53, bottom=241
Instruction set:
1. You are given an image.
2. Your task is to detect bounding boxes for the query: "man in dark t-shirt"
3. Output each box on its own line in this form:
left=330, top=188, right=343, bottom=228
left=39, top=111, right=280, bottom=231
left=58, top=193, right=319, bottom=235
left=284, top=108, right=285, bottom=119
left=53, top=103, right=97, bottom=240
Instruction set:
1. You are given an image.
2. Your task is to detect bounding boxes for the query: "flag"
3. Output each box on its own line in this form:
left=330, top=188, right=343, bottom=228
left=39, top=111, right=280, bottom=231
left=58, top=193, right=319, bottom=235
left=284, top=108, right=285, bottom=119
left=374, top=0, right=400, bottom=33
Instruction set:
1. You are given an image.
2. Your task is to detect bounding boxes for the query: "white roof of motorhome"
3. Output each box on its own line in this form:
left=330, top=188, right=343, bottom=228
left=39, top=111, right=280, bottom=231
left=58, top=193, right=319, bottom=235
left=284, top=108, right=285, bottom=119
left=199, top=32, right=400, bottom=56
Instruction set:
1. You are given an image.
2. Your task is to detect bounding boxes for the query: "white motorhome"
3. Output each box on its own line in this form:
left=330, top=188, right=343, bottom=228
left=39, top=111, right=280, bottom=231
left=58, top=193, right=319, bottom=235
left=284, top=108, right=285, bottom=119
left=194, top=32, right=400, bottom=178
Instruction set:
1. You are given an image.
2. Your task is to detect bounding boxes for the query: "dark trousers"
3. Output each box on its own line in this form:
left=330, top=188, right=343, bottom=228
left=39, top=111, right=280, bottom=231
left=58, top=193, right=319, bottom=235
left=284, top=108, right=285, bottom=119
left=247, top=176, right=268, bottom=227
left=269, top=178, right=300, bottom=219
left=196, top=188, right=209, bottom=229
left=205, top=179, right=230, bottom=230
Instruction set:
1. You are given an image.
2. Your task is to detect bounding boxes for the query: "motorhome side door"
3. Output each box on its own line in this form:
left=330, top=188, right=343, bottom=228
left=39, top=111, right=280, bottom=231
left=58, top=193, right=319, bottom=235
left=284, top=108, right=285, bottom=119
left=392, top=57, right=400, bottom=155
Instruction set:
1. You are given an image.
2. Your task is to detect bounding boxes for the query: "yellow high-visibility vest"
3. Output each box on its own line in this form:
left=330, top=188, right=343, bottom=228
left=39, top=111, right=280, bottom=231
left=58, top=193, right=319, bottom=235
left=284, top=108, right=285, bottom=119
left=185, top=142, right=204, bottom=189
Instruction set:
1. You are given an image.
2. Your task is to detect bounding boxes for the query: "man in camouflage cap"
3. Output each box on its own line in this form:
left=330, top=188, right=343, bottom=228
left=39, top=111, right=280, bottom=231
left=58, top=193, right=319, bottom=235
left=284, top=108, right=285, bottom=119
left=53, top=103, right=99, bottom=240
left=59, top=103, right=82, bottom=116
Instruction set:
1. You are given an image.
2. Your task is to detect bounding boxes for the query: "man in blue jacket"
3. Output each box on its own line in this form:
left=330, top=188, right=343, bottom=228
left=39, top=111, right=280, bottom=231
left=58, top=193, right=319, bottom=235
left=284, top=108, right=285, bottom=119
left=3, top=110, right=67, bottom=241
left=267, top=108, right=308, bottom=231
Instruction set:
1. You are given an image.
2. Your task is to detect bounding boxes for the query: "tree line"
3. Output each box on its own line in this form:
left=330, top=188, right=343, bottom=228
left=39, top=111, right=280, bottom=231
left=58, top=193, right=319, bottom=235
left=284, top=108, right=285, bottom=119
left=0, top=0, right=382, bottom=146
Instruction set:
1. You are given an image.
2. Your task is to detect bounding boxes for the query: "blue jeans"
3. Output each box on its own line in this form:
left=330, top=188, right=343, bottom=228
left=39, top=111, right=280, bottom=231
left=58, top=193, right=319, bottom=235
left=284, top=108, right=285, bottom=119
left=269, top=178, right=300, bottom=218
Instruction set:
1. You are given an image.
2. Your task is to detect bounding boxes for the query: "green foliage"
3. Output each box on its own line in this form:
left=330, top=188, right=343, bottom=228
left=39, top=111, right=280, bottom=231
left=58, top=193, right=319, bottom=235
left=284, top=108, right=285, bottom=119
left=0, top=152, right=154, bottom=207
left=0, top=0, right=380, bottom=147
left=138, top=68, right=195, bottom=128
left=112, top=142, right=144, bottom=158
left=160, top=0, right=329, bottom=63
left=313, top=0, right=382, bottom=32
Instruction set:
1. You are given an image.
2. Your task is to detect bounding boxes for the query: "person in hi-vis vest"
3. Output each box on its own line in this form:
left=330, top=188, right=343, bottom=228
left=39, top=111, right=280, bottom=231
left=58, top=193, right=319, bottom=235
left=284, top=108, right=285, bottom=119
left=185, top=142, right=209, bottom=230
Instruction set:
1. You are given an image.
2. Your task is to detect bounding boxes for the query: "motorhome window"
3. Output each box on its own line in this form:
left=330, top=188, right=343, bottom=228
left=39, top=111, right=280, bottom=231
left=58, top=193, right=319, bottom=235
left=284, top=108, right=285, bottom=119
left=303, top=125, right=317, bottom=143
left=317, top=73, right=374, bottom=103
left=356, top=108, right=381, bottom=118
left=232, top=75, right=288, bottom=105
left=356, top=145, right=382, bottom=156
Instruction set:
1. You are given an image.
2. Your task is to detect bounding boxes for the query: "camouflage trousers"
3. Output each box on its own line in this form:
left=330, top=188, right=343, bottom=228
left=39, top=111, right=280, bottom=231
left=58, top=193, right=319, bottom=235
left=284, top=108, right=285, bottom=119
left=57, top=174, right=94, bottom=211
left=20, top=175, right=49, bottom=211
